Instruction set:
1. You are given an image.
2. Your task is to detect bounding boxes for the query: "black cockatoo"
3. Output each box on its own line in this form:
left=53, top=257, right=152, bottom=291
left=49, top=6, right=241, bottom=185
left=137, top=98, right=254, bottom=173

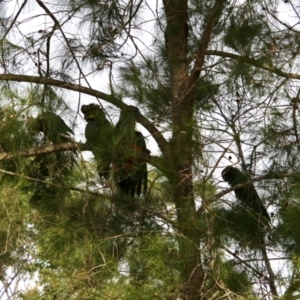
left=81, top=103, right=114, bottom=179
left=27, top=111, right=75, bottom=179
left=221, top=166, right=270, bottom=226
left=114, top=106, right=148, bottom=197
left=30, top=111, right=74, bottom=144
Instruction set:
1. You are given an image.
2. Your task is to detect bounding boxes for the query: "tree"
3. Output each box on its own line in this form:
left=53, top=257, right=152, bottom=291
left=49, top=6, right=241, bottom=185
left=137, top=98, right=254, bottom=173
left=1, top=0, right=300, bottom=299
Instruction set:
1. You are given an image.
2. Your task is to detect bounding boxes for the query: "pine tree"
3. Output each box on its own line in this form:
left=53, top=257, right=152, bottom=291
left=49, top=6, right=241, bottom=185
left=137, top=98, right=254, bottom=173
left=1, top=0, right=300, bottom=299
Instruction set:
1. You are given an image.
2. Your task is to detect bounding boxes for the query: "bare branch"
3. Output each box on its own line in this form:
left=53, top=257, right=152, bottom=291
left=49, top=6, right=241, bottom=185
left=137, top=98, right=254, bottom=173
left=206, top=50, right=300, bottom=79
left=188, top=0, right=228, bottom=86
left=0, top=142, right=83, bottom=161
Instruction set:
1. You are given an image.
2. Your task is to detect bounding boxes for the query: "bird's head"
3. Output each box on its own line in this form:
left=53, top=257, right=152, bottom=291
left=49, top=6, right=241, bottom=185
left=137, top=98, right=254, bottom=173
left=26, top=116, right=42, bottom=133
left=221, top=166, right=241, bottom=183
left=81, top=104, right=106, bottom=121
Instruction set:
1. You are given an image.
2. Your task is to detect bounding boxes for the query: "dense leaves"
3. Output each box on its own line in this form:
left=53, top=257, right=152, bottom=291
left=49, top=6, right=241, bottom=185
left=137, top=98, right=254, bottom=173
left=1, top=0, right=300, bottom=299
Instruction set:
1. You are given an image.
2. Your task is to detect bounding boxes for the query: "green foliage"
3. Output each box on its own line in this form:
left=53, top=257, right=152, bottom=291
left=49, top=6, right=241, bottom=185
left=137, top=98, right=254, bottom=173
left=215, top=207, right=268, bottom=249
left=276, top=204, right=300, bottom=255
left=124, top=236, right=181, bottom=298
left=1, top=0, right=300, bottom=299
left=195, top=180, right=217, bottom=200
left=119, top=59, right=172, bottom=123
left=224, top=18, right=263, bottom=52
left=194, top=79, right=218, bottom=111
left=218, top=258, right=253, bottom=296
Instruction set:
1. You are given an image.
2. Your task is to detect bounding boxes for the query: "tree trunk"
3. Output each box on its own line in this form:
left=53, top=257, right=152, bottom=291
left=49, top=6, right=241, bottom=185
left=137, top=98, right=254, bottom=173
left=173, top=169, right=206, bottom=299
left=162, top=1, right=226, bottom=298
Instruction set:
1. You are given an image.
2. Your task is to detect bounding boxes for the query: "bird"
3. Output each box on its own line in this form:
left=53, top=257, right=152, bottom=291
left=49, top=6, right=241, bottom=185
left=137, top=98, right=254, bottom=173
left=114, top=106, right=148, bottom=197
left=81, top=103, right=114, bottom=179
left=29, top=111, right=74, bottom=144
left=221, top=166, right=270, bottom=226
left=27, top=111, right=76, bottom=179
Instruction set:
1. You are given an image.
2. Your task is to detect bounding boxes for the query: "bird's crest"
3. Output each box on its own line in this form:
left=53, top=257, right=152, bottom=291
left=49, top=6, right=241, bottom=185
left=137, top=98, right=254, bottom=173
left=81, top=104, right=106, bottom=121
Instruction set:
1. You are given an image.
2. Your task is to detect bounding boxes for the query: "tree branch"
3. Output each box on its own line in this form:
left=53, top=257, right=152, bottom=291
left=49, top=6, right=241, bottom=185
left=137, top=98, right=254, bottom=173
left=0, top=142, right=83, bottom=161
left=188, top=0, right=227, bottom=87
left=206, top=50, right=300, bottom=79
left=0, top=74, right=169, bottom=155
left=0, top=167, right=105, bottom=198
left=196, top=171, right=300, bottom=217
left=0, top=142, right=160, bottom=174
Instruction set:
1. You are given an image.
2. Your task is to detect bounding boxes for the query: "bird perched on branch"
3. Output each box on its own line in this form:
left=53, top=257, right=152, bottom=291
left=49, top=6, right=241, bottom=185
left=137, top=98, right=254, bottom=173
left=221, top=166, right=270, bottom=226
left=81, top=104, right=148, bottom=197
left=114, top=106, right=148, bottom=197
left=81, top=103, right=114, bottom=179
left=27, top=111, right=76, bottom=179
left=29, top=111, right=74, bottom=144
